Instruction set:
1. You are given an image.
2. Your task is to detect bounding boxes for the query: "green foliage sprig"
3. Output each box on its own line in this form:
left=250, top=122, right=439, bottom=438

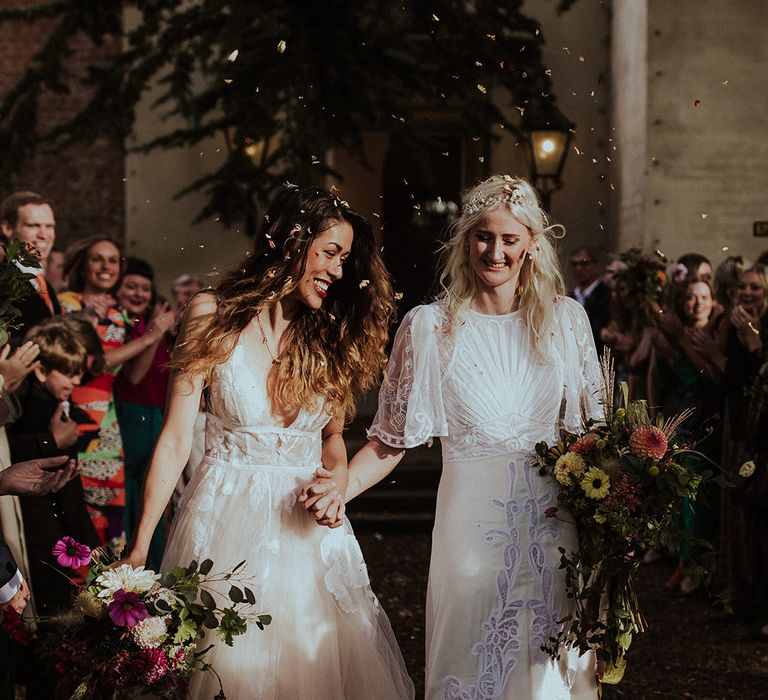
left=0, top=238, right=41, bottom=344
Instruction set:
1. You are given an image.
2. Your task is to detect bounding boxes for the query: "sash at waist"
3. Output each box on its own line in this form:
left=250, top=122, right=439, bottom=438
left=202, top=456, right=320, bottom=474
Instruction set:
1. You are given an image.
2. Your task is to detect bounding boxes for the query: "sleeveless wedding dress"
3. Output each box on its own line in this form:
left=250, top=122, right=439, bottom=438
left=162, top=338, right=414, bottom=699
left=369, top=297, right=601, bottom=700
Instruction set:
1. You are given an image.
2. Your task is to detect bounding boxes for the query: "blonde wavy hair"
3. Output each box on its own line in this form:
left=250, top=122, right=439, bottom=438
left=175, top=185, right=396, bottom=422
left=438, top=175, right=564, bottom=356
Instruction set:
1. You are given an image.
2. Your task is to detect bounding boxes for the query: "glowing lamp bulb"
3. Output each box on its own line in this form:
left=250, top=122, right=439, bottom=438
left=541, top=139, right=555, bottom=154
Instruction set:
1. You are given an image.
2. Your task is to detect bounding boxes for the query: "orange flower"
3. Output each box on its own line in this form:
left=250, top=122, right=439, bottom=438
left=629, top=425, right=668, bottom=461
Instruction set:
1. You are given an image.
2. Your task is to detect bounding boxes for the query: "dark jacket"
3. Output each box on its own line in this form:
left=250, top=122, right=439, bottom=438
left=6, top=378, right=98, bottom=615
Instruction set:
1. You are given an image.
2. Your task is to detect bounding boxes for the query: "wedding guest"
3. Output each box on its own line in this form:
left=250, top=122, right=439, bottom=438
left=0, top=192, right=60, bottom=334
left=307, top=175, right=602, bottom=698
left=45, top=247, right=67, bottom=294
left=120, top=185, right=413, bottom=699
left=569, top=245, right=612, bottom=354
left=0, top=454, right=74, bottom=698
left=6, top=319, right=100, bottom=616
left=716, top=264, right=768, bottom=617
left=114, top=257, right=175, bottom=570
left=59, top=237, right=173, bottom=548
left=650, top=277, right=722, bottom=592
left=712, top=255, right=748, bottom=347
left=171, top=273, right=203, bottom=313
left=676, top=252, right=713, bottom=283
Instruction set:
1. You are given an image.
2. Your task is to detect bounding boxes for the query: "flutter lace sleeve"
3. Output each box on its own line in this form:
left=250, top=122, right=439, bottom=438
left=557, top=296, right=605, bottom=432
left=368, top=304, right=448, bottom=448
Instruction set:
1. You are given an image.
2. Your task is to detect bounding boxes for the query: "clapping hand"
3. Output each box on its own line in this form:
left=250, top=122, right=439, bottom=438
left=0, top=341, right=40, bottom=393
left=0, top=455, right=76, bottom=496
left=299, top=467, right=346, bottom=528
left=731, top=304, right=762, bottom=350
left=146, top=301, right=176, bottom=339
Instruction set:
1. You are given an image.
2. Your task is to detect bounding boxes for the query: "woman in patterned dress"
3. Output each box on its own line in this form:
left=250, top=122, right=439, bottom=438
left=59, top=237, right=174, bottom=547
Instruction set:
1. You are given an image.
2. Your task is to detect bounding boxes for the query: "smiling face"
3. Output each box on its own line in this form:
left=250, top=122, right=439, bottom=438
left=34, top=366, right=82, bottom=402
left=7, top=203, right=56, bottom=264
left=287, top=220, right=353, bottom=310
left=83, top=240, right=121, bottom=294
left=735, top=270, right=767, bottom=314
left=466, top=207, right=532, bottom=295
left=117, top=273, right=153, bottom=316
left=683, top=281, right=714, bottom=327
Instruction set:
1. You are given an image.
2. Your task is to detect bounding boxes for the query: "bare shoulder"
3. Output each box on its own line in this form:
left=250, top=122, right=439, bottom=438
left=185, top=290, right=218, bottom=319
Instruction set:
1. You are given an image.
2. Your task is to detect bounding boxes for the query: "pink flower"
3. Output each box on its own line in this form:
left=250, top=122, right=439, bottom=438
left=51, top=537, right=91, bottom=569
left=570, top=433, right=599, bottom=455
left=108, top=589, right=148, bottom=628
left=629, top=425, right=668, bottom=461
left=671, top=262, right=688, bottom=283
left=133, top=647, right=169, bottom=685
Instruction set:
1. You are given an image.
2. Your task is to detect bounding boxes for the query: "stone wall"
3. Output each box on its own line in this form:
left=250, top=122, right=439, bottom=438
left=642, top=0, right=768, bottom=264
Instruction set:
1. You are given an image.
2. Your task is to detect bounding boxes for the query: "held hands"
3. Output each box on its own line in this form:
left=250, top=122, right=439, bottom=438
left=112, top=548, right=148, bottom=570
left=0, top=580, right=31, bottom=615
left=0, top=341, right=40, bottom=393
left=299, top=467, right=346, bottom=528
left=0, top=455, right=76, bottom=496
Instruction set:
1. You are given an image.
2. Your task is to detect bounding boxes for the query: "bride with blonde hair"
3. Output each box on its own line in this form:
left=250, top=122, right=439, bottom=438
left=306, top=175, right=602, bottom=699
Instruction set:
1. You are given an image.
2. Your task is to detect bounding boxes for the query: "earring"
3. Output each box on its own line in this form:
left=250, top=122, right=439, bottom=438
left=527, top=251, right=534, bottom=260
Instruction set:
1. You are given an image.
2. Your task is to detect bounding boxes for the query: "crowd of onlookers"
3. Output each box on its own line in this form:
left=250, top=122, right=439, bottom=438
left=0, top=191, right=203, bottom=696
left=568, top=243, right=768, bottom=640
left=3, top=188, right=768, bottom=692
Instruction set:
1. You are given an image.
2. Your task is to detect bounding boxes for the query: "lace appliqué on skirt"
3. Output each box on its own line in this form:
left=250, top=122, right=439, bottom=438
left=442, top=462, right=562, bottom=699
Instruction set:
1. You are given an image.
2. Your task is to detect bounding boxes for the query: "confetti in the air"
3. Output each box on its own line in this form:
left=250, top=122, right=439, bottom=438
left=477, top=84, right=487, bottom=94
left=432, top=13, right=439, bottom=21
left=359, top=280, right=370, bottom=288
left=227, top=49, right=239, bottom=62
left=702, top=213, right=709, bottom=219
left=277, top=40, right=286, bottom=54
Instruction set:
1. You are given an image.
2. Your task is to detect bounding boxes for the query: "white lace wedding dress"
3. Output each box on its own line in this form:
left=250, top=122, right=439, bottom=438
left=369, top=297, right=602, bottom=700
left=162, top=339, right=414, bottom=699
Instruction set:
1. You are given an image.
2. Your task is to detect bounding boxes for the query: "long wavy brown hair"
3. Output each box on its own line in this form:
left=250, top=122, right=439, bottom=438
left=175, top=185, right=396, bottom=422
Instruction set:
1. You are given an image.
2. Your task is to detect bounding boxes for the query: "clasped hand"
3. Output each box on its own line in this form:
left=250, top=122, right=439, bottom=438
left=299, top=467, right=345, bottom=528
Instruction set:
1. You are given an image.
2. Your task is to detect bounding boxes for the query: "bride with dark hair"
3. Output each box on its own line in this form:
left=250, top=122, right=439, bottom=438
left=121, top=185, right=413, bottom=699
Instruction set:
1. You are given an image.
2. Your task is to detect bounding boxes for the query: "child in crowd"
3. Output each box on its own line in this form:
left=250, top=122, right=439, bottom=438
left=6, top=318, right=100, bottom=616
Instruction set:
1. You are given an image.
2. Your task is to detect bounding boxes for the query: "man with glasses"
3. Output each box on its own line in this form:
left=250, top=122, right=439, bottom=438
left=568, top=245, right=612, bottom=354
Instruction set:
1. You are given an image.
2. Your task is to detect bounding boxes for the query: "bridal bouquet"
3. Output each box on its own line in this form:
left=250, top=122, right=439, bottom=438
left=532, top=355, right=718, bottom=683
left=45, top=538, right=270, bottom=699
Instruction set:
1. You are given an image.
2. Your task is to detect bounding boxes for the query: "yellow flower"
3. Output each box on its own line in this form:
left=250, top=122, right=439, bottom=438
left=580, top=467, right=611, bottom=499
left=555, top=452, right=587, bottom=485
left=593, top=512, right=607, bottom=524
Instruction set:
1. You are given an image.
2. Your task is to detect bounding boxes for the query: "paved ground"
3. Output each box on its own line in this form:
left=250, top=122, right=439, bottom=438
left=357, top=530, right=768, bottom=700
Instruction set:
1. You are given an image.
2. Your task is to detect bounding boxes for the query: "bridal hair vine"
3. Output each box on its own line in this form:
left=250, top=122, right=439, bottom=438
left=462, top=183, right=526, bottom=216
